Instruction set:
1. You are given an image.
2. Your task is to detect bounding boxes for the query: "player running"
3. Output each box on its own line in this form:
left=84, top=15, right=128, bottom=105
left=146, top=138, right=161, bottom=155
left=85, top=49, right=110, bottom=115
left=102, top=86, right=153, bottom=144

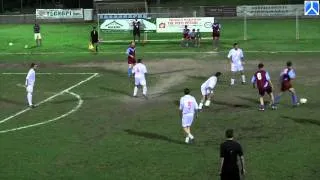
left=132, top=59, right=148, bottom=99
left=126, top=42, right=136, bottom=77
left=179, top=88, right=198, bottom=144
left=198, top=72, right=222, bottom=110
left=251, top=63, right=276, bottom=111
left=227, top=43, right=246, bottom=85
left=275, top=61, right=299, bottom=106
left=212, top=20, right=221, bottom=50
left=25, top=63, right=37, bottom=108
left=181, top=25, right=190, bottom=47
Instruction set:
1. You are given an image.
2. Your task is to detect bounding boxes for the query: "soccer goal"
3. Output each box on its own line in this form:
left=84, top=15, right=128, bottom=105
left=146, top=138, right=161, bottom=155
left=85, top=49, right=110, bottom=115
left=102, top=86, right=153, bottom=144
left=94, top=0, right=153, bottom=43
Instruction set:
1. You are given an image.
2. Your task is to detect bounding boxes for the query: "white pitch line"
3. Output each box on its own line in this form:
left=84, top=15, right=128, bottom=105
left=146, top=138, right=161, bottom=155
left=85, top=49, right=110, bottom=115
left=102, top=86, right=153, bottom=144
left=0, top=50, right=320, bottom=56
left=0, top=91, right=83, bottom=134
left=2, top=72, right=98, bottom=75
left=0, top=73, right=98, bottom=125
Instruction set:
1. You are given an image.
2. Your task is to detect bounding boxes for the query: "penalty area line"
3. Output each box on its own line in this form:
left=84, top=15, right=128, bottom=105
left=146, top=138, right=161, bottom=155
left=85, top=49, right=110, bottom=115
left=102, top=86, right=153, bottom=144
left=1, top=72, right=98, bottom=75
left=0, top=91, right=83, bottom=134
left=0, top=73, right=98, bottom=125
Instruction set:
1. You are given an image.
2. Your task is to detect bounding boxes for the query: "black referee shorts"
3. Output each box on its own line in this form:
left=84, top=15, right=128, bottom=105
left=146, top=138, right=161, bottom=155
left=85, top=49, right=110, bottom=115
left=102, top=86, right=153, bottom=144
left=221, top=172, right=240, bottom=180
left=133, top=29, right=140, bottom=37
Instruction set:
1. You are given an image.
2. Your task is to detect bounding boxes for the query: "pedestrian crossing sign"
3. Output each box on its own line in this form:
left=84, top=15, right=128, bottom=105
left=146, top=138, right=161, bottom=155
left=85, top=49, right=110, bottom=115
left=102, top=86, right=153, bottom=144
left=304, top=1, right=319, bottom=15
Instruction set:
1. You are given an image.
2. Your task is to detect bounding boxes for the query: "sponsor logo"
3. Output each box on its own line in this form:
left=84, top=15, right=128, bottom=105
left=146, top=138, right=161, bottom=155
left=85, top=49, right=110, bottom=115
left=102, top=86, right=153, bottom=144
left=105, top=21, right=123, bottom=29
left=204, top=22, right=212, bottom=28
left=159, top=23, right=166, bottom=28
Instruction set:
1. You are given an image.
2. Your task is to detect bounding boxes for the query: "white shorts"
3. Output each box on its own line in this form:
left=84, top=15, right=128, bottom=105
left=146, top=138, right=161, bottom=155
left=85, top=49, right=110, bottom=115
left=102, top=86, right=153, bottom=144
left=135, top=77, right=146, bottom=86
left=201, top=85, right=213, bottom=96
left=231, top=63, right=244, bottom=72
left=34, top=33, right=41, bottom=40
left=26, top=85, right=33, bottom=93
left=182, top=113, right=194, bottom=128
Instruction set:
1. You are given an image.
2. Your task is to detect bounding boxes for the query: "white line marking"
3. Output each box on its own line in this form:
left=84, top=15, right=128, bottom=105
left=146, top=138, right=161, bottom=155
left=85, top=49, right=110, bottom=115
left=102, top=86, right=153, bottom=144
left=0, top=50, right=320, bottom=56
left=0, top=91, right=83, bottom=134
left=2, top=72, right=98, bottom=75
left=0, top=73, right=98, bottom=125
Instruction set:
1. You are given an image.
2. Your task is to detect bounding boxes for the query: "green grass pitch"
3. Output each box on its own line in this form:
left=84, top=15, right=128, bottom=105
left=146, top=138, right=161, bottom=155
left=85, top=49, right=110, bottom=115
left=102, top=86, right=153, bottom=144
left=0, top=18, right=320, bottom=180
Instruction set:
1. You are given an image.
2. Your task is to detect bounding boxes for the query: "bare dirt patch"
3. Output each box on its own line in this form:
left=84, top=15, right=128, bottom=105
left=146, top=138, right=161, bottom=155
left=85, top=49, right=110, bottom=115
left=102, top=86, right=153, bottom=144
left=67, top=59, right=226, bottom=102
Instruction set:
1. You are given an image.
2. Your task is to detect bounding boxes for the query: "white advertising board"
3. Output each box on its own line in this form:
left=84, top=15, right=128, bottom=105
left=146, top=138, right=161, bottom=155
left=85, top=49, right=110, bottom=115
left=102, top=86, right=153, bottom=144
left=36, top=9, right=84, bottom=19
left=237, top=5, right=304, bottom=17
left=100, top=19, right=156, bottom=31
left=156, top=17, right=215, bottom=33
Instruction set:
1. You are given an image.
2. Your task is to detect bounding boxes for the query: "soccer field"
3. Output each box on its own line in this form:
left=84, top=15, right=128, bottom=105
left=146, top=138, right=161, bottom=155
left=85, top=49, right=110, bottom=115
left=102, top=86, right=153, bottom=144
left=0, top=19, right=320, bottom=180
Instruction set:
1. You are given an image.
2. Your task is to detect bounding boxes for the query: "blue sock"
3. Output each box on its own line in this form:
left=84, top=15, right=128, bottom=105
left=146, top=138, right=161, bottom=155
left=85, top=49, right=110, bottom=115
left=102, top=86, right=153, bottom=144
left=292, top=94, right=298, bottom=105
left=128, top=68, right=132, bottom=77
left=275, top=95, right=281, bottom=104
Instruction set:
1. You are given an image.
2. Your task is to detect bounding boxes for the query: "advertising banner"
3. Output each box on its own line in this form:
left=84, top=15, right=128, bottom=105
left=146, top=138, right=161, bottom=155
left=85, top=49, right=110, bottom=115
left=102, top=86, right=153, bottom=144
left=156, top=17, right=214, bottom=33
left=98, top=13, right=148, bottom=20
left=204, top=6, right=236, bottom=17
left=237, top=5, right=304, bottom=17
left=100, top=19, right=156, bottom=31
left=36, top=9, right=84, bottom=19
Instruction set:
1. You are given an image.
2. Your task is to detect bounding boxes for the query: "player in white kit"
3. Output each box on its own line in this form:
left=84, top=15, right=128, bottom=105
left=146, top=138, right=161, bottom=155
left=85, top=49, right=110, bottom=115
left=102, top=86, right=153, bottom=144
left=227, top=43, right=246, bottom=85
left=25, top=63, right=37, bottom=108
left=179, top=88, right=199, bottom=144
left=199, top=72, right=222, bottom=110
left=132, top=59, right=148, bottom=99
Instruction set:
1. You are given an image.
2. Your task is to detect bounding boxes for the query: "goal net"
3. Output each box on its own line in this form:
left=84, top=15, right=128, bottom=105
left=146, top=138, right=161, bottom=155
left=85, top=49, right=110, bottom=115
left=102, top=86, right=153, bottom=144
left=94, top=0, right=152, bottom=43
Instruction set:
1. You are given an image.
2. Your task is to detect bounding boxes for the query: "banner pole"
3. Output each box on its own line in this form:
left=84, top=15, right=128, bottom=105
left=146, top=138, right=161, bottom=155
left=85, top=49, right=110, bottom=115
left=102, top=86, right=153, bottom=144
left=296, top=8, right=299, bottom=40
left=244, top=10, right=247, bottom=41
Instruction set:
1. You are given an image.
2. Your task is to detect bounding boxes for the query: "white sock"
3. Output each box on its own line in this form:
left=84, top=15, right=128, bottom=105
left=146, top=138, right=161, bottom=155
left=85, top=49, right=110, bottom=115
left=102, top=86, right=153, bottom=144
left=133, top=86, right=138, bottom=96
left=241, top=75, right=246, bottom=83
left=205, top=100, right=211, bottom=106
left=27, top=93, right=33, bottom=106
left=188, top=133, right=194, bottom=139
left=199, top=103, right=203, bottom=109
left=185, top=137, right=190, bottom=143
left=142, top=85, right=147, bottom=95
left=231, top=78, right=235, bottom=85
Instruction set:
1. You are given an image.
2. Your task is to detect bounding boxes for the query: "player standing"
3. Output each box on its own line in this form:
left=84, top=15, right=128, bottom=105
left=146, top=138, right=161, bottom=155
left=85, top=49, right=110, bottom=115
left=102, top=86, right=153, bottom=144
left=189, top=29, right=196, bottom=47
left=227, top=43, right=246, bottom=85
left=182, top=25, right=190, bottom=47
left=251, top=63, right=276, bottom=111
left=195, top=29, right=201, bottom=48
left=212, top=21, right=221, bottom=50
left=132, top=59, right=148, bottom=99
left=199, top=72, right=222, bottom=110
left=132, top=17, right=141, bottom=43
left=33, top=23, right=42, bottom=47
left=90, top=26, right=99, bottom=52
left=275, top=61, right=299, bottom=106
left=25, top=63, right=37, bottom=108
left=126, top=42, right=136, bottom=77
left=179, top=88, right=198, bottom=144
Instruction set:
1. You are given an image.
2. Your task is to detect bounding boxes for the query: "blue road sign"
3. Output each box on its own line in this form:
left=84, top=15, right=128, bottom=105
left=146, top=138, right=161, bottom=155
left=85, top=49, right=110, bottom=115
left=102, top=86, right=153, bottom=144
left=305, top=1, right=319, bottom=15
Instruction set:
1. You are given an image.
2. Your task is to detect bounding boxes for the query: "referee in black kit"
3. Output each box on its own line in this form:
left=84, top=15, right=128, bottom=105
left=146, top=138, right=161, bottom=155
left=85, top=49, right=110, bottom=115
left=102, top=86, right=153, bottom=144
left=219, top=129, right=246, bottom=180
left=132, top=17, right=141, bottom=43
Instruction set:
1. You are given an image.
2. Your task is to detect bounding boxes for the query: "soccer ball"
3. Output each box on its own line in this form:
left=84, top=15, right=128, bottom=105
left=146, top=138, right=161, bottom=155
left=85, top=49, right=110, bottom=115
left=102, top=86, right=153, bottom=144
left=9, top=42, right=13, bottom=46
left=299, top=98, right=307, bottom=104
left=24, top=45, right=28, bottom=49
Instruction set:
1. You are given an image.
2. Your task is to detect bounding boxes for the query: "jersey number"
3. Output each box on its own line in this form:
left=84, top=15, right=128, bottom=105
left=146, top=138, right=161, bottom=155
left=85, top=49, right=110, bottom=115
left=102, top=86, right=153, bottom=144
left=257, top=72, right=262, bottom=80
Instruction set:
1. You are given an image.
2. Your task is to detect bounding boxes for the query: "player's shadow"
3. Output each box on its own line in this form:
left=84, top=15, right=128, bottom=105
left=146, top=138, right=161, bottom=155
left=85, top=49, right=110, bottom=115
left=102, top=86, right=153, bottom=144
left=0, top=97, right=25, bottom=105
left=99, top=86, right=130, bottom=96
left=214, top=100, right=251, bottom=108
left=124, top=129, right=185, bottom=145
left=282, top=116, right=320, bottom=127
